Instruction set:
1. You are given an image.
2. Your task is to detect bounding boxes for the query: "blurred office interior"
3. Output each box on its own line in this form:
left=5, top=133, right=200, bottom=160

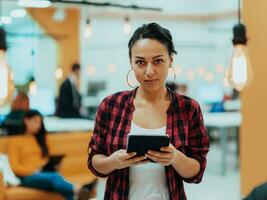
left=0, top=0, right=266, bottom=200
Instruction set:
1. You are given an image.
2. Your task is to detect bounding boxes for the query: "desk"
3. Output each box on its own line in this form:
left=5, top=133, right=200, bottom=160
left=203, top=112, right=242, bottom=175
left=44, top=117, right=94, bottom=133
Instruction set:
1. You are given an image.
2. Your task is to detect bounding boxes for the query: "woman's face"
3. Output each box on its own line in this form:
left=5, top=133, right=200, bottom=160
left=130, top=38, right=173, bottom=92
left=24, top=115, right=42, bottom=135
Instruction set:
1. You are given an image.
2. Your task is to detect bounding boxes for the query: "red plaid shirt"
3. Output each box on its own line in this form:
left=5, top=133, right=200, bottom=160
left=88, top=88, right=209, bottom=200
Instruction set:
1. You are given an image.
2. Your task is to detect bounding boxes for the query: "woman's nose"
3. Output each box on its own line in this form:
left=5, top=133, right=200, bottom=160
left=145, top=64, right=155, bottom=77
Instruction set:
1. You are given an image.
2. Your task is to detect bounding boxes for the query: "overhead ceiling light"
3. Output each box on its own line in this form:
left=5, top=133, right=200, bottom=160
left=17, top=0, right=52, bottom=8
left=0, top=16, right=13, bottom=25
left=10, top=9, right=27, bottom=18
left=226, top=0, right=253, bottom=91
left=123, top=17, right=132, bottom=35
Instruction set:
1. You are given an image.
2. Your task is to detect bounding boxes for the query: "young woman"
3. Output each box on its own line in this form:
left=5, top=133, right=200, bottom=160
left=8, top=110, right=79, bottom=200
left=88, top=23, right=209, bottom=200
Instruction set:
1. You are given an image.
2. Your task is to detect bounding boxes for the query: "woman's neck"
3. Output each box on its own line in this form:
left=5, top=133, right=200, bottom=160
left=135, top=86, right=168, bottom=104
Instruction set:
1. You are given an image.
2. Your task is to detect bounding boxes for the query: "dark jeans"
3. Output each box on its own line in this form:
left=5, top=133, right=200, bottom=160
left=20, top=172, right=74, bottom=200
left=243, top=182, right=267, bottom=200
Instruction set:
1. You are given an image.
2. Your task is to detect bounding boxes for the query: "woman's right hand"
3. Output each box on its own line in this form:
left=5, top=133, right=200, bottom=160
left=108, top=149, right=148, bottom=170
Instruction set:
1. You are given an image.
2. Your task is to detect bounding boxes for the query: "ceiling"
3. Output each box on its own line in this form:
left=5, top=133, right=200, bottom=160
left=1, top=0, right=239, bottom=16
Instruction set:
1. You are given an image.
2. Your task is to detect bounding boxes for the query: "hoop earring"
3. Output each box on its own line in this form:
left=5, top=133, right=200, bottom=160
left=126, top=69, right=139, bottom=88
left=168, top=66, right=176, bottom=84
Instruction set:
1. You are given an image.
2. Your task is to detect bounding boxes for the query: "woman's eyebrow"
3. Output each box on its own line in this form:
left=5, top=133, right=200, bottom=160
left=134, top=55, right=163, bottom=60
left=152, top=55, right=163, bottom=59
left=134, top=56, right=145, bottom=60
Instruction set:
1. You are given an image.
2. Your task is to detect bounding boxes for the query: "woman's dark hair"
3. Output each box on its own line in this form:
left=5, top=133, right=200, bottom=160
left=128, top=23, right=177, bottom=60
left=23, top=110, right=49, bottom=157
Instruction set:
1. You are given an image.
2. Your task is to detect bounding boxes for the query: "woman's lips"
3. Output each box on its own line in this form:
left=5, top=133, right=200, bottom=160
left=144, top=79, right=158, bottom=85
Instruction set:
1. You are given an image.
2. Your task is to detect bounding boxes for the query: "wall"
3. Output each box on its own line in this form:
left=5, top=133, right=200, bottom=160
left=28, top=8, right=80, bottom=78
left=240, top=0, right=267, bottom=197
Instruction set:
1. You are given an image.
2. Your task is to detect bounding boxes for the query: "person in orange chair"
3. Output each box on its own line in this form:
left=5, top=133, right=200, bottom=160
left=7, top=110, right=79, bottom=200
left=88, top=23, right=209, bottom=200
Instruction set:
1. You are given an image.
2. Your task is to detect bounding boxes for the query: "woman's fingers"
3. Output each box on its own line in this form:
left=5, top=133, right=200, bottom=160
left=124, top=152, right=137, bottom=159
left=126, top=155, right=147, bottom=165
left=147, top=150, right=172, bottom=159
left=145, top=151, right=174, bottom=166
left=160, top=146, right=173, bottom=152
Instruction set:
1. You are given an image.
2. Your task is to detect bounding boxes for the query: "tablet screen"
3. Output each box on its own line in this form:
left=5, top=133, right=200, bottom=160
left=127, top=135, right=170, bottom=156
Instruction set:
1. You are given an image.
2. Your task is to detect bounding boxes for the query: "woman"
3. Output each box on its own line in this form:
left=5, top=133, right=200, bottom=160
left=7, top=110, right=79, bottom=200
left=88, top=23, right=209, bottom=200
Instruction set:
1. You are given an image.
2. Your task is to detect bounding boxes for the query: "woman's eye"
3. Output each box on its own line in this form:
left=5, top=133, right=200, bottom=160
left=154, top=59, right=163, bottom=64
left=135, top=60, right=145, bottom=65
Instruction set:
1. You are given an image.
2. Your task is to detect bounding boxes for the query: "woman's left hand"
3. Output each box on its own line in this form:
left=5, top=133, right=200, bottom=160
left=145, top=144, right=180, bottom=166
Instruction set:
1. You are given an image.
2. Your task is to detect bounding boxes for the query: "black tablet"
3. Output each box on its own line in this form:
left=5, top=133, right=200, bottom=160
left=42, top=155, right=64, bottom=172
left=127, top=135, right=170, bottom=156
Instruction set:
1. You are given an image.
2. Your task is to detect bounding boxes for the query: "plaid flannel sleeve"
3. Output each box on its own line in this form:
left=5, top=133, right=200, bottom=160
left=87, top=98, right=111, bottom=178
left=183, top=100, right=210, bottom=183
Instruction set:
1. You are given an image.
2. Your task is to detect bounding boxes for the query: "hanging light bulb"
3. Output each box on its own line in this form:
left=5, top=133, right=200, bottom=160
left=226, top=0, right=253, bottom=91
left=0, top=28, right=14, bottom=105
left=84, top=19, right=92, bottom=39
left=123, top=17, right=132, bottom=35
left=29, top=77, right=37, bottom=96
left=0, top=50, right=8, bottom=100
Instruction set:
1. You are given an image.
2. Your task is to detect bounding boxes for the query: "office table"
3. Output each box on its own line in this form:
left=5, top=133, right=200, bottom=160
left=203, top=111, right=242, bottom=175
left=43, top=112, right=241, bottom=174
left=44, top=117, right=94, bottom=132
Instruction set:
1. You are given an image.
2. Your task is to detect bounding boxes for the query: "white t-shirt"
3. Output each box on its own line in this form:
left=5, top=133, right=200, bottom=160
left=129, top=122, right=169, bottom=200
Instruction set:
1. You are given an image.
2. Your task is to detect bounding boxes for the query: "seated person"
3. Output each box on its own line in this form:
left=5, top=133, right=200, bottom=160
left=7, top=110, right=80, bottom=200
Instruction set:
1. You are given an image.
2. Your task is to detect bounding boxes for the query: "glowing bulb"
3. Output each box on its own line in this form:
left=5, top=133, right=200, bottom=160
left=29, top=81, right=37, bottom=95
left=0, top=28, right=14, bottom=106
left=186, top=69, right=195, bottom=81
left=226, top=44, right=253, bottom=91
left=0, top=51, right=8, bottom=100
left=205, top=72, right=214, bottom=82
left=216, top=64, right=224, bottom=73
left=87, top=65, right=96, bottom=76
left=197, top=66, right=206, bottom=76
left=84, top=19, right=92, bottom=39
left=55, top=68, right=63, bottom=79
left=107, top=64, right=117, bottom=74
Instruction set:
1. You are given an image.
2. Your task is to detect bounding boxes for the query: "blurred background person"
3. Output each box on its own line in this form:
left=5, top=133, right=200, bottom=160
left=7, top=110, right=80, bottom=200
left=56, top=63, right=84, bottom=118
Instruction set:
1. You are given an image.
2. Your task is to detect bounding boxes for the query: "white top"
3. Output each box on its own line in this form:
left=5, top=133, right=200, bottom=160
left=129, top=122, right=169, bottom=200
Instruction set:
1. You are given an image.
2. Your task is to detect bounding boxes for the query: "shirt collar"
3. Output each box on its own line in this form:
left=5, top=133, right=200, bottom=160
left=128, top=86, right=178, bottom=113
